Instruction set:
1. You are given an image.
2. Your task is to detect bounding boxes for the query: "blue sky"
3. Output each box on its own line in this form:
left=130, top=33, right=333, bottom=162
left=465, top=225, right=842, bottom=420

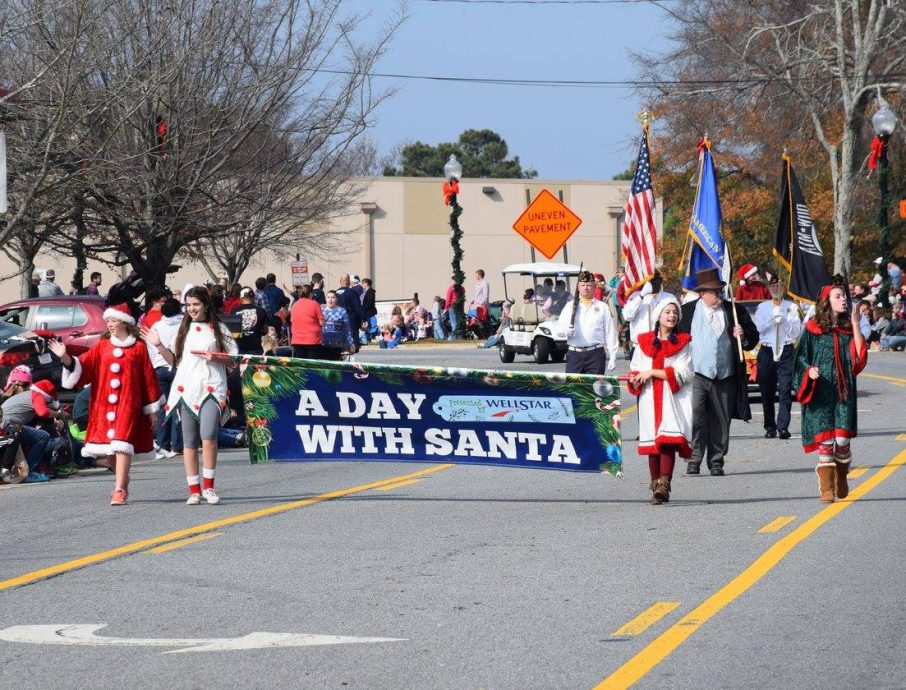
left=348, top=0, right=668, bottom=179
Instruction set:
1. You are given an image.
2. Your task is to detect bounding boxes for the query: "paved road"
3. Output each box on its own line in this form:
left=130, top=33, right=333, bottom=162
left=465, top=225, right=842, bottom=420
left=1, top=345, right=904, bottom=689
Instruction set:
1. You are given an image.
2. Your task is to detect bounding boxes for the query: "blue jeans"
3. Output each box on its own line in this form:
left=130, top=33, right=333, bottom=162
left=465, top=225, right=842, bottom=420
left=218, top=428, right=245, bottom=448
left=482, top=335, right=500, bottom=349
left=155, top=366, right=177, bottom=450
left=447, top=310, right=459, bottom=339
left=433, top=319, right=446, bottom=340
left=881, top=335, right=906, bottom=350
left=19, top=425, right=51, bottom=470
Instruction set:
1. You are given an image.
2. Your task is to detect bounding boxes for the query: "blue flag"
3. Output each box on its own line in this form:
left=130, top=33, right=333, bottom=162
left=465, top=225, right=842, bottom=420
left=683, top=143, right=728, bottom=290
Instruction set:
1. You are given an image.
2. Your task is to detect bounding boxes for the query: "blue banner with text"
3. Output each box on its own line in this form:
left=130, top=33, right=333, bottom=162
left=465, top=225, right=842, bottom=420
left=237, top=356, right=623, bottom=475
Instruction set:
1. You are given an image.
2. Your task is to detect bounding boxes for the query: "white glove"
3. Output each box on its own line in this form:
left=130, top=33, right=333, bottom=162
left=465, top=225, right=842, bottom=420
left=566, top=326, right=575, bottom=338
left=606, top=358, right=616, bottom=372
left=773, top=305, right=782, bottom=322
left=641, top=281, right=653, bottom=297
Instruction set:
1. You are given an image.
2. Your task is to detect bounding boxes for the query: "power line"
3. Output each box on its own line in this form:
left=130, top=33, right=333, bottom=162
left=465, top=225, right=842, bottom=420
left=314, top=67, right=906, bottom=90
left=414, top=0, right=666, bottom=5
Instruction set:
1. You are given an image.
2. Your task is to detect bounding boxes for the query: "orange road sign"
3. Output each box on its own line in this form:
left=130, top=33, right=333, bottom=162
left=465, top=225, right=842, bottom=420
left=900, top=199, right=906, bottom=219
left=512, top=189, right=583, bottom=260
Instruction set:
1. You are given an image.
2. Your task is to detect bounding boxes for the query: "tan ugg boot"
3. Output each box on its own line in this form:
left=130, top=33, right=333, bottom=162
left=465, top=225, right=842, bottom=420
left=816, top=465, right=836, bottom=503
left=649, top=479, right=662, bottom=505
left=653, top=477, right=671, bottom=504
left=834, top=461, right=850, bottom=499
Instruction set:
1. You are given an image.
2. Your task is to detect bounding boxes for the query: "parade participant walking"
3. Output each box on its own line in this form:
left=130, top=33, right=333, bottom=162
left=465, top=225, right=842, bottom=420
left=51, top=304, right=162, bottom=505
left=626, top=296, right=693, bottom=504
left=558, top=270, right=619, bottom=374
left=754, top=276, right=802, bottom=439
left=794, top=283, right=867, bottom=503
left=621, top=270, right=676, bottom=351
left=290, top=284, right=324, bottom=359
left=678, top=268, right=758, bottom=476
left=320, top=290, right=355, bottom=360
left=144, top=287, right=238, bottom=505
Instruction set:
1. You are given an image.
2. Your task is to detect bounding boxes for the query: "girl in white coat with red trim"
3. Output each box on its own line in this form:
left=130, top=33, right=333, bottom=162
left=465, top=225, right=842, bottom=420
left=626, top=296, right=694, bottom=505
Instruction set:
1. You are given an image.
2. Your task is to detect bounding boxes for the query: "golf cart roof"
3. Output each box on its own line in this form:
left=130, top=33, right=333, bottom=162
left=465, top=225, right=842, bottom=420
left=501, top=262, right=583, bottom=277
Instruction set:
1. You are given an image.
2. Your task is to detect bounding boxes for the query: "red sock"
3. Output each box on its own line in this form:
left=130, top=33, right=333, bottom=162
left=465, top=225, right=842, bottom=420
left=188, top=483, right=201, bottom=495
left=648, top=456, right=660, bottom=481
left=203, top=476, right=215, bottom=491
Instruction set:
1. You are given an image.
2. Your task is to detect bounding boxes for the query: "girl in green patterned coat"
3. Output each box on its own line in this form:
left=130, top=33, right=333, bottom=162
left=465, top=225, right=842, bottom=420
left=794, top=284, right=867, bottom=503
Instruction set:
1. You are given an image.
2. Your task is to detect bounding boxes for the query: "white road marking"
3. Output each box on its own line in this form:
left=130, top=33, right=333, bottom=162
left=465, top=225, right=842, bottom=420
left=0, top=625, right=405, bottom=654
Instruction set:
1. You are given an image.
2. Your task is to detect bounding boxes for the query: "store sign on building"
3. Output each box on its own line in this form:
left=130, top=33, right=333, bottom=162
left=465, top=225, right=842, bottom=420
left=512, top=190, right=583, bottom=259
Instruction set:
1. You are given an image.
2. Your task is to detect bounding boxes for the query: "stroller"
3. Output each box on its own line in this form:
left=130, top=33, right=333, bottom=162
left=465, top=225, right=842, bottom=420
left=0, top=424, right=27, bottom=484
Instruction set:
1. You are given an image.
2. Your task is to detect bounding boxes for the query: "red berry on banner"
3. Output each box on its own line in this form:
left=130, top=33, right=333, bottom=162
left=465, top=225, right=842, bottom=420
left=177, top=385, right=184, bottom=392
left=207, top=386, right=214, bottom=393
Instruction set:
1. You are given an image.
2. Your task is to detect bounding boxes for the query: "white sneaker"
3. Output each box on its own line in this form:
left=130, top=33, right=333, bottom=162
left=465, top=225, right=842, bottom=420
left=186, top=493, right=201, bottom=505
left=164, top=449, right=178, bottom=459
left=202, top=488, right=220, bottom=505
left=155, top=448, right=168, bottom=460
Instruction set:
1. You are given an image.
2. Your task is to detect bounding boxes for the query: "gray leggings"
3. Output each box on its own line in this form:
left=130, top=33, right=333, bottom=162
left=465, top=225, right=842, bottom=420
left=179, top=399, right=222, bottom=449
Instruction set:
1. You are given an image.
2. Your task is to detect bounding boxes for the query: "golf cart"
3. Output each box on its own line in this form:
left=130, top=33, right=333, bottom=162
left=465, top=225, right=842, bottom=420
left=497, top=261, right=582, bottom=364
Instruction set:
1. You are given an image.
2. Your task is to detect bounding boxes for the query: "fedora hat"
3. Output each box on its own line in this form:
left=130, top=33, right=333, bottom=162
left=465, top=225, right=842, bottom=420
left=695, top=268, right=726, bottom=290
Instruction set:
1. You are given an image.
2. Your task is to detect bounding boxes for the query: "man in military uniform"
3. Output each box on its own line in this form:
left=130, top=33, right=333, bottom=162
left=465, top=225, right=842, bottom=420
left=558, top=270, right=619, bottom=375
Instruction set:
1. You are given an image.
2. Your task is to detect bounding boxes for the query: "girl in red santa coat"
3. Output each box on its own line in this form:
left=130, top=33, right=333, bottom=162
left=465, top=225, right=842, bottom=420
left=626, top=296, right=694, bottom=505
left=50, top=303, right=162, bottom=505
left=143, top=286, right=238, bottom=505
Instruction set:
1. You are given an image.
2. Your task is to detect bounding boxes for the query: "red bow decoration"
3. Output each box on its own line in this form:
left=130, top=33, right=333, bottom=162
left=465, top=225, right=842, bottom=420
left=442, top=179, right=459, bottom=206
left=868, top=136, right=884, bottom=171
left=695, top=137, right=710, bottom=158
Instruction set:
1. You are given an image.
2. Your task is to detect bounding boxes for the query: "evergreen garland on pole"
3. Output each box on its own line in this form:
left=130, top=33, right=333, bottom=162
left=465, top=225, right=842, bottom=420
left=448, top=193, right=466, bottom=339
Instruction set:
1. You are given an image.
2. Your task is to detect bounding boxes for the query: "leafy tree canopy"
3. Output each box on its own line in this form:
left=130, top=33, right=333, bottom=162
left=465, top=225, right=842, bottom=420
left=384, top=129, right=537, bottom=179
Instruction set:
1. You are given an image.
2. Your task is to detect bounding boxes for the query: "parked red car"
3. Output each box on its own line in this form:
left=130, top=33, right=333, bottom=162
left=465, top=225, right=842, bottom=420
left=0, top=296, right=108, bottom=356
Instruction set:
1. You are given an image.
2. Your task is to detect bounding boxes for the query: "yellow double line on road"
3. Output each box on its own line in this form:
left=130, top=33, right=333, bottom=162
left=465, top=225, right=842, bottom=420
left=594, top=448, right=906, bottom=689
left=0, top=464, right=454, bottom=591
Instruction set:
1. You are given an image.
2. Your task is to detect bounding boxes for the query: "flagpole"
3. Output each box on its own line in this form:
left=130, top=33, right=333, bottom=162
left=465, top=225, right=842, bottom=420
left=724, top=238, right=745, bottom=364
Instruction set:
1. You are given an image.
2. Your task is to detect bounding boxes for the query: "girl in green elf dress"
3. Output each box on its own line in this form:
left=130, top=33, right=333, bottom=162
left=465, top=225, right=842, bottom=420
left=794, top=284, right=867, bottom=503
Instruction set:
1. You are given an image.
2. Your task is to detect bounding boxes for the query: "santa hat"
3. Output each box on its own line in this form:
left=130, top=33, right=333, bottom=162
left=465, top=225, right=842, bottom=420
left=31, top=379, right=61, bottom=409
left=103, top=303, right=135, bottom=325
left=737, top=264, right=758, bottom=284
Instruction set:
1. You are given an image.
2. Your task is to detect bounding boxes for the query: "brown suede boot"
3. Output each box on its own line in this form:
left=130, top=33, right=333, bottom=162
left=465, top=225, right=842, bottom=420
left=653, top=477, right=671, bottom=504
left=834, top=461, right=850, bottom=499
left=816, top=465, right=836, bottom=503
left=649, top=479, right=662, bottom=505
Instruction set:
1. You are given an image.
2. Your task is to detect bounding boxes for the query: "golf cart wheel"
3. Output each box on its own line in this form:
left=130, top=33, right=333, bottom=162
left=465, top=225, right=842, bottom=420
left=532, top=337, right=550, bottom=364
left=499, top=340, right=515, bottom=363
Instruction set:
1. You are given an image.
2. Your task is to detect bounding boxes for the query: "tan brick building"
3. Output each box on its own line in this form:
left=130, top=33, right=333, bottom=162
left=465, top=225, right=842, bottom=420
left=0, top=176, right=660, bottom=304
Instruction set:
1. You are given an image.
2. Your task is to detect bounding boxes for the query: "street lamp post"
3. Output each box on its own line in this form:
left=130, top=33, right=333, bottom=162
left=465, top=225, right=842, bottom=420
left=443, top=154, right=465, bottom=339
left=871, top=100, right=897, bottom=309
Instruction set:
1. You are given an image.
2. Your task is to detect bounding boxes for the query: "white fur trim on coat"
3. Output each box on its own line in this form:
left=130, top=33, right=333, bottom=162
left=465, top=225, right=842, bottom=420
left=142, top=397, right=163, bottom=415
left=61, top=357, right=83, bottom=389
left=82, top=441, right=155, bottom=462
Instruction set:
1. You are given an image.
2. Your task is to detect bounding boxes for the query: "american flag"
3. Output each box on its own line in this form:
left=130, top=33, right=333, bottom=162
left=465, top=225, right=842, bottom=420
left=621, top=130, right=657, bottom=294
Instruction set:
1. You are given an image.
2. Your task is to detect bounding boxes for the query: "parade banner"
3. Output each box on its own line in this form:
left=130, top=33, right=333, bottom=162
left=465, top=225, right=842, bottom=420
left=232, top=355, right=624, bottom=475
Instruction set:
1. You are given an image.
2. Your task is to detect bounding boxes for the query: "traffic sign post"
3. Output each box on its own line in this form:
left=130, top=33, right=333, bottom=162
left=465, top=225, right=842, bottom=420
left=512, top=189, right=582, bottom=260
left=290, top=259, right=309, bottom=287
